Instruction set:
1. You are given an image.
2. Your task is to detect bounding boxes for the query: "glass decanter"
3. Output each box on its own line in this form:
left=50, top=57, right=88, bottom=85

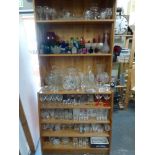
left=103, top=32, right=110, bottom=53
left=85, top=65, right=96, bottom=92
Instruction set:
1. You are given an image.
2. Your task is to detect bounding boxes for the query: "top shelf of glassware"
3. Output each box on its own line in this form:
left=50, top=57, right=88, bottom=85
left=34, top=0, right=114, bottom=23
left=36, top=19, right=115, bottom=24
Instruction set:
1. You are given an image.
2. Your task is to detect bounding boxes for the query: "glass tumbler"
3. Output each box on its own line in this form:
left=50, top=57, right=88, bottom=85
left=36, top=6, right=43, bottom=20
left=106, top=8, right=113, bottom=19
left=100, top=9, right=106, bottom=19
left=43, top=6, right=50, bottom=20
left=73, top=138, right=78, bottom=147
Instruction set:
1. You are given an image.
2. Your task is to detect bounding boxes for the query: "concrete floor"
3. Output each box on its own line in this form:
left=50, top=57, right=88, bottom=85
left=35, top=103, right=135, bottom=155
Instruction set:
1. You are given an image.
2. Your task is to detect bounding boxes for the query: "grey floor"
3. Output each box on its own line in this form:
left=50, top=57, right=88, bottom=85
left=35, top=103, right=135, bottom=155
left=110, top=103, right=135, bottom=155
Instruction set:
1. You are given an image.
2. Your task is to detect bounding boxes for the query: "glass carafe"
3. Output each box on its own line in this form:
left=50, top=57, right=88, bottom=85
left=85, top=65, right=96, bottom=92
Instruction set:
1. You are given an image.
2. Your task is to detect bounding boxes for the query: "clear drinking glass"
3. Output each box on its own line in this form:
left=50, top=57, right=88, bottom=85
left=52, top=138, right=60, bottom=145
left=84, top=9, right=93, bottom=19
left=40, top=95, right=47, bottom=102
left=46, top=95, right=52, bottom=103
left=103, top=94, right=110, bottom=100
left=102, top=110, right=106, bottom=120
left=41, top=110, right=50, bottom=119
left=73, top=138, right=78, bottom=147
left=82, top=138, right=87, bottom=147
left=62, top=137, right=70, bottom=145
left=79, top=138, right=83, bottom=147
left=90, top=3, right=100, bottom=19
left=49, top=8, right=57, bottom=19
left=104, top=124, right=111, bottom=131
left=56, top=94, right=63, bottom=102
left=63, top=10, right=72, bottom=19
left=43, top=6, right=50, bottom=20
left=36, top=6, right=43, bottom=20
left=106, top=8, right=113, bottom=19
left=100, top=9, right=106, bottom=19
left=49, top=109, right=54, bottom=118
left=54, top=124, right=61, bottom=131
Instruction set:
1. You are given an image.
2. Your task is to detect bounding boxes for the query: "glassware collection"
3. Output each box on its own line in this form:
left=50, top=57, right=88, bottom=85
left=41, top=65, right=111, bottom=93
left=39, top=32, right=110, bottom=54
left=45, top=136, right=109, bottom=148
left=41, top=109, right=109, bottom=121
left=40, top=94, right=111, bottom=107
left=36, top=5, right=112, bottom=20
left=42, top=124, right=111, bottom=132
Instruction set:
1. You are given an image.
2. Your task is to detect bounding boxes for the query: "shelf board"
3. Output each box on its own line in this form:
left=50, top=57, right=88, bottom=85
left=41, top=130, right=110, bottom=137
left=113, top=62, right=129, bottom=64
left=43, top=142, right=109, bottom=153
left=39, top=89, right=113, bottom=95
left=36, top=19, right=115, bottom=24
left=115, top=85, right=126, bottom=88
left=115, top=35, right=133, bottom=37
left=40, top=103, right=111, bottom=109
left=41, top=118, right=110, bottom=124
left=39, top=53, right=112, bottom=57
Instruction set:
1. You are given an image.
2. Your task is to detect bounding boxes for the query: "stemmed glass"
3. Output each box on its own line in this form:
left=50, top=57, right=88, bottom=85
left=40, top=95, right=47, bottom=105
left=102, top=94, right=110, bottom=107
left=95, top=94, right=102, bottom=106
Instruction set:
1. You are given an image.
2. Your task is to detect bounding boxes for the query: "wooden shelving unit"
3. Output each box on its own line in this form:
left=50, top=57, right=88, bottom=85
left=34, top=0, right=116, bottom=154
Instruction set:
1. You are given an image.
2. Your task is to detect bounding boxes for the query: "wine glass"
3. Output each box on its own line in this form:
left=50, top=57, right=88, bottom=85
left=102, top=94, right=110, bottom=107
left=40, top=95, right=47, bottom=103
left=95, top=94, right=102, bottom=106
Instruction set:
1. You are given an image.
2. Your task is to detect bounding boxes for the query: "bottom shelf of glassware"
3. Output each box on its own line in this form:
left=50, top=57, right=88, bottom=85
left=42, top=140, right=110, bottom=154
